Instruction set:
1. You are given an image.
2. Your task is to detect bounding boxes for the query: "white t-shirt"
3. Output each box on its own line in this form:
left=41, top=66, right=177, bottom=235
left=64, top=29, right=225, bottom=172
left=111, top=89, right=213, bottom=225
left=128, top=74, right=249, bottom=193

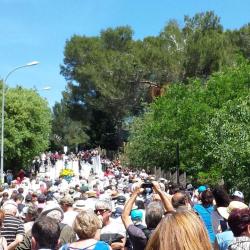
left=101, top=218, right=126, bottom=238
left=61, top=210, right=78, bottom=227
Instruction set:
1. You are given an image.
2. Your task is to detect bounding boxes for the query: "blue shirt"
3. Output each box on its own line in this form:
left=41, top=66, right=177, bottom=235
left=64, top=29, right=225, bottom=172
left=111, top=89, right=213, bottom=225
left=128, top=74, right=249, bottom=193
left=194, top=204, right=215, bottom=243
left=216, top=230, right=234, bottom=250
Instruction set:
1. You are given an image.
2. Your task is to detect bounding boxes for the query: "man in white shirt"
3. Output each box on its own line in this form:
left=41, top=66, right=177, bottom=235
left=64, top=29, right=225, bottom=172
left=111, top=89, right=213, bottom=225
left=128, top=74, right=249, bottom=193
left=95, top=200, right=126, bottom=250
left=59, top=195, right=78, bottom=227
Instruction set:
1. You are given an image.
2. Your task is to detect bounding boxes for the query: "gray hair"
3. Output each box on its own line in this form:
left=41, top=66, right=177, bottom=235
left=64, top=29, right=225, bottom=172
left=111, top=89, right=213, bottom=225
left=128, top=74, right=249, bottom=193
left=2, top=201, right=18, bottom=215
left=145, top=201, right=164, bottom=229
left=95, top=199, right=112, bottom=211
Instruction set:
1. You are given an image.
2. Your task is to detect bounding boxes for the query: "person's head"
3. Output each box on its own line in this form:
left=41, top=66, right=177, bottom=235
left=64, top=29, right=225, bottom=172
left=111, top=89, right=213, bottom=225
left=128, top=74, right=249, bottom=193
left=168, top=183, right=182, bottom=195
left=231, top=191, right=244, bottom=203
left=135, top=200, right=145, bottom=210
left=0, top=209, right=5, bottom=228
left=73, top=210, right=101, bottom=240
left=218, top=201, right=248, bottom=221
left=23, top=205, right=38, bottom=222
left=228, top=208, right=250, bottom=237
left=131, top=209, right=143, bottom=224
left=145, top=201, right=164, bottom=229
left=201, top=190, right=214, bottom=207
left=18, top=187, right=24, bottom=194
left=32, top=193, right=38, bottom=203
left=59, top=195, right=74, bottom=212
left=94, top=200, right=112, bottom=225
left=146, top=210, right=211, bottom=250
left=31, top=216, right=60, bottom=250
left=40, top=204, right=64, bottom=223
left=14, top=193, right=24, bottom=204
left=198, top=185, right=207, bottom=195
left=37, top=194, right=46, bottom=204
left=25, top=194, right=33, bottom=203
left=2, top=192, right=9, bottom=199
left=212, top=186, right=230, bottom=208
left=171, top=191, right=189, bottom=209
left=80, top=185, right=89, bottom=194
left=2, top=200, right=18, bottom=216
left=116, top=195, right=126, bottom=206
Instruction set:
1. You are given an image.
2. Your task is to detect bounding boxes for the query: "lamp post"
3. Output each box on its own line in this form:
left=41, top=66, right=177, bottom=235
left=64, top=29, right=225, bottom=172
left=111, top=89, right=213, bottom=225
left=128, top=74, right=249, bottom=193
left=0, top=61, right=39, bottom=183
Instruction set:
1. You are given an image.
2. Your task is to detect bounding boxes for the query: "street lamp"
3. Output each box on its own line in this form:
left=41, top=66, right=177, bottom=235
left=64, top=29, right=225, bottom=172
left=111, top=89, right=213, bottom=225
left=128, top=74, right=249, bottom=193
left=0, top=61, right=39, bottom=183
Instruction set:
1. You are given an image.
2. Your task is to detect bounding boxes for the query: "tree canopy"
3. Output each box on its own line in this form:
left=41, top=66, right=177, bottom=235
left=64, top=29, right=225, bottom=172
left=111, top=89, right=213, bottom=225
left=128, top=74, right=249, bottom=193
left=58, top=11, right=246, bottom=150
left=1, top=85, right=52, bottom=170
left=124, top=61, right=250, bottom=196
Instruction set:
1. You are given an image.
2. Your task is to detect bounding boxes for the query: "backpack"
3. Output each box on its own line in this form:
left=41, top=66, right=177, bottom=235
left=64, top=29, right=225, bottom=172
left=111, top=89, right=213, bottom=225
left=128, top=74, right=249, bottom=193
left=61, top=241, right=109, bottom=250
left=142, top=228, right=154, bottom=240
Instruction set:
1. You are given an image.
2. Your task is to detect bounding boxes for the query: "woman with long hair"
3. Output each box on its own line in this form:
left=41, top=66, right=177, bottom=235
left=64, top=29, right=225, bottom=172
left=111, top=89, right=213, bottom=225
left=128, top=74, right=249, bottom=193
left=194, top=189, right=215, bottom=244
left=146, top=210, right=211, bottom=250
left=212, top=186, right=231, bottom=233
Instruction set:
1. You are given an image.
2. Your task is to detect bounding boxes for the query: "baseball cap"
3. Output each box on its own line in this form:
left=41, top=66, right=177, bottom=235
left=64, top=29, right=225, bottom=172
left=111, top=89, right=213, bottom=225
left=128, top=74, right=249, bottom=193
left=232, top=191, right=244, bottom=199
left=198, top=186, right=207, bottom=193
left=80, top=185, right=89, bottom=193
left=130, top=209, right=143, bottom=221
left=112, top=207, right=123, bottom=218
left=116, top=196, right=126, bottom=205
left=25, top=194, right=32, bottom=202
left=60, top=195, right=74, bottom=205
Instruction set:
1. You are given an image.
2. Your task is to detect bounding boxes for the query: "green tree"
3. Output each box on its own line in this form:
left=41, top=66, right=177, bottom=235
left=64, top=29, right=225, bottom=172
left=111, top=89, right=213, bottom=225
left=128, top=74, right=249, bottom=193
left=51, top=102, right=89, bottom=152
left=60, top=27, right=148, bottom=149
left=59, top=11, right=247, bottom=152
left=183, top=11, right=237, bottom=78
left=227, top=23, right=250, bottom=60
left=202, top=96, right=250, bottom=198
left=124, top=61, right=250, bottom=191
left=1, top=86, right=52, bottom=170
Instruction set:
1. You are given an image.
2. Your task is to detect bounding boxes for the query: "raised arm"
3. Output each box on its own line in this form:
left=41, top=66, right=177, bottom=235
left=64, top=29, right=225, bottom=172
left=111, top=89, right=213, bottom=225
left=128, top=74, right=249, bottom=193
left=121, top=185, right=142, bottom=229
left=152, top=181, right=175, bottom=212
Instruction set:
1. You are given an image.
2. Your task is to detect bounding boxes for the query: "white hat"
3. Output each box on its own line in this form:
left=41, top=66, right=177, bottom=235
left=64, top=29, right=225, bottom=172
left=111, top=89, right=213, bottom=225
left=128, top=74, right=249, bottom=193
left=218, top=201, right=248, bottom=220
left=73, top=200, right=86, bottom=210
left=232, top=191, right=244, bottom=199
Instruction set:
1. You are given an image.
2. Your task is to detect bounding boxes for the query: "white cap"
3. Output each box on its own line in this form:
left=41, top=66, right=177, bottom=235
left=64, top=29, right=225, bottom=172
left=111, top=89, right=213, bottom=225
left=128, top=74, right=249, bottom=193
left=233, top=191, right=244, bottom=199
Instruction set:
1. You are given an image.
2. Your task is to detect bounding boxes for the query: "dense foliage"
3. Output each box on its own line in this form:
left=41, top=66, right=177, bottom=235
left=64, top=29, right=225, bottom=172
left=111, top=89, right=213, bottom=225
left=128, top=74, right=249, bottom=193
left=1, top=86, right=52, bottom=170
left=55, top=11, right=250, bottom=195
left=124, top=62, right=250, bottom=194
left=57, top=11, right=248, bottom=150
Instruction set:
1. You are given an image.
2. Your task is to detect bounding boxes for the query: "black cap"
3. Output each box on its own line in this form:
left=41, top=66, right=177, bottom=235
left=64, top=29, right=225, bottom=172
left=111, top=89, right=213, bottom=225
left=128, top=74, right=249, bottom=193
left=116, top=195, right=126, bottom=205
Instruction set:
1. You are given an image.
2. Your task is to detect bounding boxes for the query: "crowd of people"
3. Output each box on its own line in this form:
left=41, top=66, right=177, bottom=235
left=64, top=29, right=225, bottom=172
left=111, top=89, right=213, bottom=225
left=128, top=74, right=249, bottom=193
left=0, top=152, right=249, bottom=250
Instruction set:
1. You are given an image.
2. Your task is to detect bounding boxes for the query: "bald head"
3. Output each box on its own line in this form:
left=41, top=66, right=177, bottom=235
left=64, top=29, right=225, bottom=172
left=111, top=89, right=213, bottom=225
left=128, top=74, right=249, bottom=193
left=171, top=191, right=189, bottom=209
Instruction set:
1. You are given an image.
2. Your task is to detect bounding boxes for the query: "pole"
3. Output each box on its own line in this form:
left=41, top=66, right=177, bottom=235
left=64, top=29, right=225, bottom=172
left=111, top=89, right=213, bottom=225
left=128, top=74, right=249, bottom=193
left=0, top=62, right=39, bottom=183
left=176, top=142, right=180, bottom=185
left=0, top=79, right=6, bottom=183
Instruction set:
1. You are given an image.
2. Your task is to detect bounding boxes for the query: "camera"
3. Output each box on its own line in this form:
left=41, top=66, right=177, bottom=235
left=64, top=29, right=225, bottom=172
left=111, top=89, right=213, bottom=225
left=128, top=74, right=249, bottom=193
left=141, top=181, right=153, bottom=189
left=141, top=180, right=153, bottom=195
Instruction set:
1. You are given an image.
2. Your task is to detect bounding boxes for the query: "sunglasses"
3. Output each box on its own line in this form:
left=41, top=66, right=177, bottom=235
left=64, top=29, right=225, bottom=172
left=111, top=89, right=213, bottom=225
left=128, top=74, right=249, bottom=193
left=94, top=209, right=109, bottom=215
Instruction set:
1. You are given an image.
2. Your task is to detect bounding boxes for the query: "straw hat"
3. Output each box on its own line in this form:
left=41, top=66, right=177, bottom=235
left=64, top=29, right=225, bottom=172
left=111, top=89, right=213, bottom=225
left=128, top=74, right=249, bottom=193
left=218, top=201, right=248, bottom=220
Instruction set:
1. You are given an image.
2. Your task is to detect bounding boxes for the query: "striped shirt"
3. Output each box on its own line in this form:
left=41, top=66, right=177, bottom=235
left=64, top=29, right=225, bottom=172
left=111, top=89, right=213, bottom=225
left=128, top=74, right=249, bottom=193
left=1, top=215, right=24, bottom=245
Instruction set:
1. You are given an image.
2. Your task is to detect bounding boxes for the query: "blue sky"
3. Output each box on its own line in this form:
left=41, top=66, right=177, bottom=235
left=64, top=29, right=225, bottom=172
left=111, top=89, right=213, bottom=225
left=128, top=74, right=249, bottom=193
left=0, top=0, right=249, bottom=107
